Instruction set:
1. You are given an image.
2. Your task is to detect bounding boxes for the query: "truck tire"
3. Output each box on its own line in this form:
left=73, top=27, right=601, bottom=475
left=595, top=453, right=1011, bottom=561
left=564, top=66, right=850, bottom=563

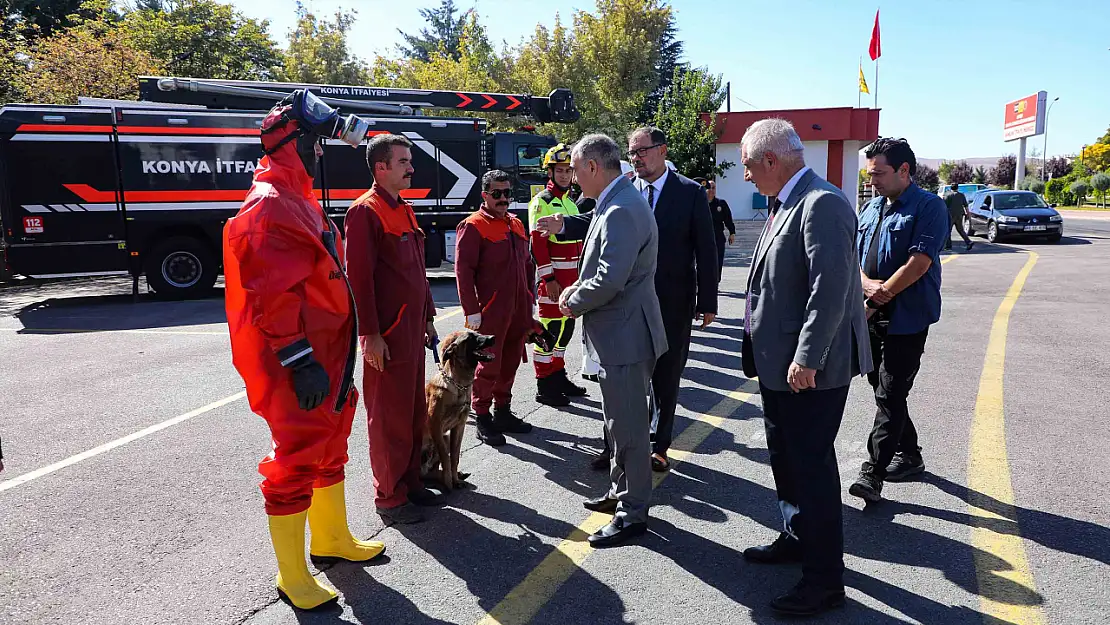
left=145, top=236, right=218, bottom=298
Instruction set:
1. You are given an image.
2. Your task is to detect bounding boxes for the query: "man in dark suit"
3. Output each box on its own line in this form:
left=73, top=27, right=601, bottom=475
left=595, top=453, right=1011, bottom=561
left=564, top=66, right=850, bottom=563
left=697, top=178, right=735, bottom=281
left=536, top=127, right=718, bottom=472
left=739, top=118, right=872, bottom=616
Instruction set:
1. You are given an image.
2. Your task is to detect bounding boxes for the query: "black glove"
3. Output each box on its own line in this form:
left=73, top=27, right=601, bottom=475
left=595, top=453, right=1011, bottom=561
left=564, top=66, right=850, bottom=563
left=529, top=327, right=557, bottom=353
left=291, top=356, right=330, bottom=411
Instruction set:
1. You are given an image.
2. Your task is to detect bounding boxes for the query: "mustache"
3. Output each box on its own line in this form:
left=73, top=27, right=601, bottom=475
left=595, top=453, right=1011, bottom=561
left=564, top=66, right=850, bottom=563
left=403, top=173, right=413, bottom=178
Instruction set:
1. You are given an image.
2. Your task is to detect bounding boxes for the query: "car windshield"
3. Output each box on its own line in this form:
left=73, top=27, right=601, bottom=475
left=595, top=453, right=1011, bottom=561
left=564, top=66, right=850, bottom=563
left=992, top=192, right=1048, bottom=210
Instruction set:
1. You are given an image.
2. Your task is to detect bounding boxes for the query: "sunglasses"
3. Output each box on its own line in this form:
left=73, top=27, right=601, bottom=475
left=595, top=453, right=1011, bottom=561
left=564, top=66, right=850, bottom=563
left=485, top=189, right=512, bottom=199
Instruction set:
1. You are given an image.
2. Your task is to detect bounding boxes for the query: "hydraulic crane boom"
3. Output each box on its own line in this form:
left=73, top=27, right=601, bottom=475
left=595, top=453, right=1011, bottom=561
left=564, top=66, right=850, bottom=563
left=139, top=76, right=580, bottom=124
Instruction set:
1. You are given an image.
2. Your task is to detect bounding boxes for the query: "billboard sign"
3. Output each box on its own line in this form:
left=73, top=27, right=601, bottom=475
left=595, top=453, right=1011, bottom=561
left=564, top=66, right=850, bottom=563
left=1003, top=91, right=1047, bottom=141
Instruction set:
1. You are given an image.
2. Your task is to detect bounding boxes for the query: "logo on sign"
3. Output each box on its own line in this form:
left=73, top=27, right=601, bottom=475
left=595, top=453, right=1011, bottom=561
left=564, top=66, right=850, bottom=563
left=23, top=216, right=44, bottom=234
left=1014, top=100, right=1027, bottom=116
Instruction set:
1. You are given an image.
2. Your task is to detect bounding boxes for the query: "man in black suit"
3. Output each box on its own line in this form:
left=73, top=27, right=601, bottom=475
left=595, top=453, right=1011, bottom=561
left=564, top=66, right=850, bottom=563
left=536, top=127, right=718, bottom=472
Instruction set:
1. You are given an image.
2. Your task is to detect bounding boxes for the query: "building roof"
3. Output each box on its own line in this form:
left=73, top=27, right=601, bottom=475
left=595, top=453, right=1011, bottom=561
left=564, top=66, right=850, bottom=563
left=707, top=107, right=880, bottom=144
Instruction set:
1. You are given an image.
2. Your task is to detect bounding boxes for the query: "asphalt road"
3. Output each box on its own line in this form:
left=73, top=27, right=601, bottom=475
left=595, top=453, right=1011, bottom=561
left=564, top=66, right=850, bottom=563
left=1, top=219, right=1107, bottom=625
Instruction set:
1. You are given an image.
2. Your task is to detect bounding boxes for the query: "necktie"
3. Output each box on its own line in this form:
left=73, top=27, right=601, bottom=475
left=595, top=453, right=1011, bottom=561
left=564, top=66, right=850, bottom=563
left=745, top=199, right=782, bottom=335
left=648, top=184, right=655, bottom=211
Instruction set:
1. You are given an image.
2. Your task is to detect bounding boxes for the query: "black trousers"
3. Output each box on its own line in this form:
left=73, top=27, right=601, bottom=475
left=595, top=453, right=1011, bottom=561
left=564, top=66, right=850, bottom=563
left=945, top=212, right=972, bottom=248
left=715, top=233, right=726, bottom=282
left=650, top=299, right=695, bottom=456
left=761, top=383, right=849, bottom=588
left=862, top=323, right=929, bottom=479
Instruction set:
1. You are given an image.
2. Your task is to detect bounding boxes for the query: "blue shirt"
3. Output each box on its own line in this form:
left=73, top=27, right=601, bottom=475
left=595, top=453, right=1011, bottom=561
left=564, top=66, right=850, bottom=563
left=857, top=183, right=948, bottom=335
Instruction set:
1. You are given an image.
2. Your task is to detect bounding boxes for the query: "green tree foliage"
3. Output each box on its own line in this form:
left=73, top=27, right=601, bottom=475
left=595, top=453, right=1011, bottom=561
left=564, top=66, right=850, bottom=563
left=2, top=0, right=105, bottom=41
left=1091, top=172, right=1110, bottom=208
left=1070, top=179, right=1090, bottom=206
left=972, top=165, right=988, bottom=185
left=17, top=3, right=162, bottom=103
left=280, top=2, right=367, bottom=85
left=1080, top=143, right=1110, bottom=173
left=1044, top=176, right=1076, bottom=206
left=638, top=16, right=682, bottom=123
left=122, top=0, right=282, bottom=81
left=397, top=0, right=470, bottom=63
left=913, top=162, right=939, bottom=193
left=651, top=66, right=731, bottom=179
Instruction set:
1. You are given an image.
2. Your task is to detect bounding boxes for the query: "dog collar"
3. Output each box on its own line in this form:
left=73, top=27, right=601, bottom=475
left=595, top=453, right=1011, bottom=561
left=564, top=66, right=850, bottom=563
left=439, top=364, right=471, bottom=394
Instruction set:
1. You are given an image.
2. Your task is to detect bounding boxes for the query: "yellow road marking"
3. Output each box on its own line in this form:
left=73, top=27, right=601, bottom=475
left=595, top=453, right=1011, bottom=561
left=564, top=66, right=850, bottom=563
left=476, top=380, right=761, bottom=625
left=968, top=251, right=1044, bottom=625
left=942, top=254, right=960, bottom=265
left=438, top=306, right=463, bottom=321
left=0, top=327, right=227, bottom=336
left=0, top=391, right=247, bottom=493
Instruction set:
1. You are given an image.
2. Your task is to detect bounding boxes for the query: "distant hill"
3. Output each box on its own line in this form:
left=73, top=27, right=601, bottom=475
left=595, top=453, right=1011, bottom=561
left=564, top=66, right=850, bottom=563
left=857, top=154, right=1010, bottom=172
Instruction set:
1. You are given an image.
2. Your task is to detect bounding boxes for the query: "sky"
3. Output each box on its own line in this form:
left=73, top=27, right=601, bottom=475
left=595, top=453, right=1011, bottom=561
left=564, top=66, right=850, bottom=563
left=230, top=0, right=1110, bottom=161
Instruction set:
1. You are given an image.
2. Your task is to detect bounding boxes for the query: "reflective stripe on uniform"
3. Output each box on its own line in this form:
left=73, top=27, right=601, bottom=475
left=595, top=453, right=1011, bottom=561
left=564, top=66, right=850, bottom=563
left=537, top=264, right=554, bottom=278
left=538, top=295, right=557, bottom=305
left=533, top=352, right=554, bottom=363
left=551, top=260, right=577, bottom=270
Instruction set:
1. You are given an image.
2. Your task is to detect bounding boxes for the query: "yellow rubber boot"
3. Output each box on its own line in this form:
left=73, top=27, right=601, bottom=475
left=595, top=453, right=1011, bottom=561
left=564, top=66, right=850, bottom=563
left=308, top=481, right=386, bottom=562
left=267, top=511, right=339, bottom=610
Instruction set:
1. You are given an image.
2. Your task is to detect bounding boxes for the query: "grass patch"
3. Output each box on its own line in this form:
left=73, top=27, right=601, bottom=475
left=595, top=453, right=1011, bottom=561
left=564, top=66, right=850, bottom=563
left=1058, top=205, right=1110, bottom=211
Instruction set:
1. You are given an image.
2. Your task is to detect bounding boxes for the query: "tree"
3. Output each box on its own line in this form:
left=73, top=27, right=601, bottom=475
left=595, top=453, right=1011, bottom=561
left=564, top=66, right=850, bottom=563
left=946, top=160, right=973, bottom=184
left=637, top=15, right=683, bottom=123
left=1042, top=156, right=1071, bottom=180
left=280, top=3, right=368, bottom=85
left=988, top=155, right=1025, bottom=189
left=937, top=160, right=953, bottom=182
left=1091, top=172, right=1110, bottom=208
left=1099, top=125, right=1110, bottom=145
left=1080, top=143, right=1110, bottom=173
left=972, top=165, right=988, bottom=185
left=651, top=66, right=730, bottom=179
left=1021, top=179, right=1045, bottom=194
left=1070, top=179, right=1090, bottom=206
left=2, top=0, right=106, bottom=41
left=17, top=6, right=163, bottom=104
left=122, top=0, right=281, bottom=81
left=913, top=163, right=939, bottom=193
left=1044, top=177, right=1075, bottom=206
left=397, top=0, right=470, bottom=63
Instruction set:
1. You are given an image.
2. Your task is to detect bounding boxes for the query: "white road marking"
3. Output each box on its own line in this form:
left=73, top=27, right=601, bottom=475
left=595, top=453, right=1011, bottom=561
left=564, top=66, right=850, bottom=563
left=0, top=391, right=247, bottom=493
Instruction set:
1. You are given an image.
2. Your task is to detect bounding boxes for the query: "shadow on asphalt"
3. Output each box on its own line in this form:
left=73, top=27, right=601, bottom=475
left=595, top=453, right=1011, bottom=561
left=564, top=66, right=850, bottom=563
left=645, top=425, right=1034, bottom=624
left=398, top=490, right=630, bottom=624
left=13, top=290, right=227, bottom=333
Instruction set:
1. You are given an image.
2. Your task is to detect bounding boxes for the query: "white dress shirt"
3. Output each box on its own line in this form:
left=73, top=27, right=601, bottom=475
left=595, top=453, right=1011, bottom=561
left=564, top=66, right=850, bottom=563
left=776, top=166, right=811, bottom=207
left=636, top=168, right=669, bottom=211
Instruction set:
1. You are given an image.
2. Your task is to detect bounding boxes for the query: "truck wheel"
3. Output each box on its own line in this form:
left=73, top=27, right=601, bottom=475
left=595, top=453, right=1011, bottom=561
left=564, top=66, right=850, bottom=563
left=145, top=236, right=218, bottom=298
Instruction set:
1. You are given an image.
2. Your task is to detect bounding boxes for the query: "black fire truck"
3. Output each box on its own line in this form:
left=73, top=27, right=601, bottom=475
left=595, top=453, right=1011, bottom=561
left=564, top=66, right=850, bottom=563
left=0, top=77, right=578, bottom=296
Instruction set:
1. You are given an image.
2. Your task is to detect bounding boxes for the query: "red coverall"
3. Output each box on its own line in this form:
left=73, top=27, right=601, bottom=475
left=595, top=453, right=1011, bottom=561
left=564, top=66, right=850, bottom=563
left=455, top=208, right=537, bottom=414
left=529, top=180, right=583, bottom=379
left=345, top=185, right=435, bottom=509
left=224, top=124, right=359, bottom=517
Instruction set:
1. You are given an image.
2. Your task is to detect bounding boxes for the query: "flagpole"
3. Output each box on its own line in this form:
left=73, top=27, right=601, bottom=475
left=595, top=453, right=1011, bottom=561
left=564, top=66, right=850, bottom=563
left=858, top=56, right=862, bottom=108
left=875, top=57, right=879, bottom=109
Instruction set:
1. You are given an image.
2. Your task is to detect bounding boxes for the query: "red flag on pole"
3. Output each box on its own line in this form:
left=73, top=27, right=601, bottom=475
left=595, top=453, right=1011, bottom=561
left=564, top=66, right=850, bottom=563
left=868, top=9, right=881, bottom=60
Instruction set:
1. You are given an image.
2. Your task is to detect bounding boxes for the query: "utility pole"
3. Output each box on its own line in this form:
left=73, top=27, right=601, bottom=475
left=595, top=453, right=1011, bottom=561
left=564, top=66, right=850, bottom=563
left=1042, top=96, right=1060, bottom=182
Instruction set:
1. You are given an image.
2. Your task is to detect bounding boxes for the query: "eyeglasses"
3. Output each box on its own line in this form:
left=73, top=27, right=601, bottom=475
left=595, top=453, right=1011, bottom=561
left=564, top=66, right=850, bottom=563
left=626, top=144, right=664, bottom=159
left=485, top=188, right=512, bottom=199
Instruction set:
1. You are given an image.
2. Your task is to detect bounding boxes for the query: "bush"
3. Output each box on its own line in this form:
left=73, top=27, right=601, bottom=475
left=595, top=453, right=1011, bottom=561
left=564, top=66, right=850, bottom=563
left=1025, top=180, right=1045, bottom=194
left=1092, top=172, right=1110, bottom=208
left=1070, top=179, right=1091, bottom=205
left=1044, top=177, right=1075, bottom=206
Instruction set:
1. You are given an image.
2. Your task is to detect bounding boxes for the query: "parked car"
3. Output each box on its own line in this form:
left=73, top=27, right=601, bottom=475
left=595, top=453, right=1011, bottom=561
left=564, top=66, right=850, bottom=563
left=964, top=190, right=1063, bottom=243
left=942, top=182, right=989, bottom=203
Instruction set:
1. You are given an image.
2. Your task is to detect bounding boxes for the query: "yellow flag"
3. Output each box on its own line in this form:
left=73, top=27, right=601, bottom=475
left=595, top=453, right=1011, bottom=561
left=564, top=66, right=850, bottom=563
left=859, top=63, right=870, bottom=94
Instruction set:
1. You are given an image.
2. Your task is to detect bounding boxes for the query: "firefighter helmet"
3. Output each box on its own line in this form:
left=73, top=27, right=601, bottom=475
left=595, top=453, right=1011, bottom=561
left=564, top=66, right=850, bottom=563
left=543, top=143, right=572, bottom=169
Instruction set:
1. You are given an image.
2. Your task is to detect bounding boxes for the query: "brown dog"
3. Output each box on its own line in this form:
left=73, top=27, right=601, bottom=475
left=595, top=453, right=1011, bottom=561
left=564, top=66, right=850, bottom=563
left=422, top=329, right=495, bottom=491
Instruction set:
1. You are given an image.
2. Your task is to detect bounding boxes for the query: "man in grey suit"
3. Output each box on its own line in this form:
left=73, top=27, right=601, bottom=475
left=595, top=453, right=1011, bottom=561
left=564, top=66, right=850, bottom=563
left=557, top=134, right=668, bottom=548
left=738, top=119, right=872, bottom=616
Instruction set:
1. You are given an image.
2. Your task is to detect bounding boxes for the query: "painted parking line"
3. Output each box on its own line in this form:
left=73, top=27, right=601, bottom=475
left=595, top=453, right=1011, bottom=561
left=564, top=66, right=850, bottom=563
left=0, top=326, right=227, bottom=336
left=476, top=380, right=761, bottom=625
left=941, top=254, right=960, bottom=265
left=967, top=251, right=1044, bottom=625
left=0, top=391, right=247, bottom=494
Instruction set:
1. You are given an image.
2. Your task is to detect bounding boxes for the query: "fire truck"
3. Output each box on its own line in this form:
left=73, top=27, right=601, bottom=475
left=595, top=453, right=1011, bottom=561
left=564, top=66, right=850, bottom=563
left=0, top=77, right=578, bottom=296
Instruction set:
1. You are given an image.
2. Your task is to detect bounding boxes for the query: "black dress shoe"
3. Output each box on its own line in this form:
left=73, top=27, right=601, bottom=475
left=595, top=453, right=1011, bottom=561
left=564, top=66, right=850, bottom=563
left=408, top=487, right=445, bottom=506
left=742, top=532, right=802, bottom=564
left=590, top=449, right=611, bottom=471
left=583, top=495, right=618, bottom=513
left=770, top=581, right=845, bottom=616
left=587, top=518, right=647, bottom=548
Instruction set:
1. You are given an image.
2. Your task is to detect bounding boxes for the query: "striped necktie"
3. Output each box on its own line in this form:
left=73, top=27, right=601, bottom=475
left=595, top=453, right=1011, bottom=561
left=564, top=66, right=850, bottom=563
left=648, top=184, right=655, bottom=211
